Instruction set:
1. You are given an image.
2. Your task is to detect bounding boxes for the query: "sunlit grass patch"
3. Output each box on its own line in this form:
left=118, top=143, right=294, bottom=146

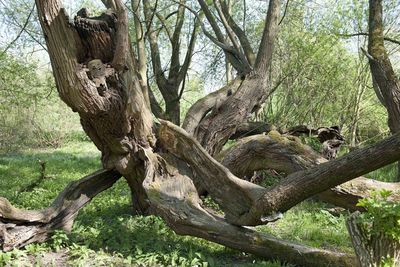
left=365, top=162, right=397, bottom=182
left=257, top=201, right=353, bottom=253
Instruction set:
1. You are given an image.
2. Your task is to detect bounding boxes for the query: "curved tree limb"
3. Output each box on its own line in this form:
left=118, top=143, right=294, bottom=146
left=221, top=132, right=400, bottom=210
left=159, top=120, right=400, bottom=226
left=0, top=170, right=121, bottom=251
left=142, top=150, right=357, bottom=267
left=182, top=79, right=242, bottom=134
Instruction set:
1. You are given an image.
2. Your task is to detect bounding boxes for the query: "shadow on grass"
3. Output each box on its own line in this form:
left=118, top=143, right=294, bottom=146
left=73, top=202, right=265, bottom=266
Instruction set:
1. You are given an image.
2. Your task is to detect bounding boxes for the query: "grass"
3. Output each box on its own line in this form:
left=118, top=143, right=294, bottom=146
left=0, top=140, right=396, bottom=266
left=0, top=141, right=282, bottom=266
left=366, top=162, right=398, bottom=182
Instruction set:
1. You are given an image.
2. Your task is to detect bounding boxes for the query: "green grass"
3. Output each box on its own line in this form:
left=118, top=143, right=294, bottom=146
left=257, top=202, right=353, bottom=253
left=0, top=141, right=286, bottom=266
left=5, top=140, right=387, bottom=265
left=365, top=162, right=398, bottom=182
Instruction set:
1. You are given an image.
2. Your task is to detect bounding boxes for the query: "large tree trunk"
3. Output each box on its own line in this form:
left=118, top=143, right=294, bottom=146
left=2, top=1, right=400, bottom=266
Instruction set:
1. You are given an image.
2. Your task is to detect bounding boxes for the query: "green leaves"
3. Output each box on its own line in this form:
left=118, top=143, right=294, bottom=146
left=357, top=190, right=400, bottom=241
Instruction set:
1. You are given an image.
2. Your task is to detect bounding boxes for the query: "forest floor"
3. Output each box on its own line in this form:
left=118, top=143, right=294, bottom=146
left=0, top=140, right=394, bottom=266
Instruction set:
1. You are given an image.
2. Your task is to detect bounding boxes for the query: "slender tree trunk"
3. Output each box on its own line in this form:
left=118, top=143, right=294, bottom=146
left=367, top=0, right=400, bottom=181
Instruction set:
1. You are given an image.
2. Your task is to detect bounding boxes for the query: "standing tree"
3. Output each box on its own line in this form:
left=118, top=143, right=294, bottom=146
left=365, top=0, right=400, bottom=181
left=1, top=0, right=400, bottom=266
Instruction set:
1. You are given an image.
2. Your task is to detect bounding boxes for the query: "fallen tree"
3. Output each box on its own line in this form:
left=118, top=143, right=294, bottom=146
left=1, top=0, right=400, bottom=266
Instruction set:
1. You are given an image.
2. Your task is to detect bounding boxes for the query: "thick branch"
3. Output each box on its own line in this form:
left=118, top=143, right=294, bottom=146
left=367, top=0, right=400, bottom=134
left=160, top=121, right=400, bottom=226
left=245, top=131, right=400, bottom=225
left=142, top=150, right=357, bottom=267
left=169, top=0, right=186, bottom=80
left=221, top=132, right=400, bottom=210
left=182, top=79, right=242, bottom=134
left=0, top=170, right=121, bottom=251
left=111, top=0, right=129, bottom=71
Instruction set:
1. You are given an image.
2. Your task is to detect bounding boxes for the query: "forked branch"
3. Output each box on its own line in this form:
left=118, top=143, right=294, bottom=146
left=159, top=120, right=400, bottom=226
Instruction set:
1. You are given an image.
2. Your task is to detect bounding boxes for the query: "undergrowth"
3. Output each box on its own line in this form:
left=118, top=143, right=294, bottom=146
left=0, top=140, right=396, bottom=266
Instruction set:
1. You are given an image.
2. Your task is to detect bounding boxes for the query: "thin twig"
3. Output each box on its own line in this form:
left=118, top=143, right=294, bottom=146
left=341, top=32, right=400, bottom=46
left=0, top=3, right=35, bottom=57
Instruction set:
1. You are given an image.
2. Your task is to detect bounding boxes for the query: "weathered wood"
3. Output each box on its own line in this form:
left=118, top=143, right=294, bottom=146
left=0, top=169, right=120, bottom=251
left=12, top=1, right=398, bottom=266
left=220, top=132, right=400, bottom=211
left=142, top=150, right=357, bottom=267
left=159, top=121, right=400, bottom=225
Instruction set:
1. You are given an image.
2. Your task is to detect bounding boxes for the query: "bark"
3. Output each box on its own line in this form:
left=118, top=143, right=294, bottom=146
left=159, top=121, right=400, bottom=226
left=142, top=0, right=199, bottom=124
left=0, top=170, right=120, bottom=251
left=3, top=1, right=400, bottom=266
left=367, top=0, right=400, bottom=180
left=36, top=0, right=154, bottom=215
left=220, top=132, right=400, bottom=211
left=142, top=151, right=357, bottom=267
left=193, top=0, right=280, bottom=156
left=347, top=212, right=400, bottom=266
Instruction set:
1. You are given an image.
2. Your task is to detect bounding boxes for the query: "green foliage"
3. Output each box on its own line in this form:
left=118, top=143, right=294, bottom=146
left=357, top=190, right=400, bottom=241
left=258, top=201, right=353, bottom=253
left=0, top=141, right=291, bottom=266
left=0, top=141, right=354, bottom=266
left=0, top=52, right=83, bottom=153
